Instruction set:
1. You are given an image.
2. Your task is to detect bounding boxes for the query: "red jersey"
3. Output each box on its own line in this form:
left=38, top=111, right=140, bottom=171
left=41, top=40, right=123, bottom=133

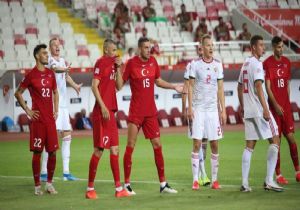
left=263, top=55, right=291, bottom=109
left=19, top=66, right=57, bottom=123
left=93, top=55, right=118, bottom=118
left=123, top=55, right=160, bottom=117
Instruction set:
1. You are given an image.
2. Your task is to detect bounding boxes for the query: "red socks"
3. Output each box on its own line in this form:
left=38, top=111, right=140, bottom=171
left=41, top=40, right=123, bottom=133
left=154, top=147, right=165, bottom=182
left=110, top=154, right=121, bottom=188
left=32, top=153, right=41, bottom=186
left=123, top=146, right=134, bottom=183
left=47, top=154, right=56, bottom=183
left=88, top=154, right=100, bottom=188
left=289, top=142, right=299, bottom=171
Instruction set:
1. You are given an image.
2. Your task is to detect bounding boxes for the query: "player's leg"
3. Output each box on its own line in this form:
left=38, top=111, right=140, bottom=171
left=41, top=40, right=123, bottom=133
left=40, top=148, right=48, bottom=182
left=199, top=139, right=210, bottom=186
left=192, top=139, right=201, bottom=190
left=123, top=122, right=139, bottom=195
left=285, top=133, right=300, bottom=181
left=32, top=151, right=43, bottom=195
left=201, top=139, right=208, bottom=160
left=61, top=130, right=77, bottom=181
left=210, top=140, right=221, bottom=189
left=241, top=140, right=256, bottom=192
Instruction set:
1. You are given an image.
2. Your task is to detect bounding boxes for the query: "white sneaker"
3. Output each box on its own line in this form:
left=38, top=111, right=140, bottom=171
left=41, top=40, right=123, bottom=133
left=160, top=183, right=178, bottom=194
left=264, top=181, right=284, bottom=192
left=240, top=185, right=252, bottom=192
left=45, top=183, right=58, bottom=194
left=34, top=185, right=43, bottom=196
left=124, top=184, right=136, bottom=195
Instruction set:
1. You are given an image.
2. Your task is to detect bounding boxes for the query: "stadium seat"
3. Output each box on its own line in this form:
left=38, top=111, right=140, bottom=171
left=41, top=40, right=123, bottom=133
left=116, top=110, right=128, bottom=129
left=0, top=50, right=4, bottom=59
left=77, top=47, right=90, bottom=56
left=18, top=113, right=30, bottom=132
left=226, top=106, right=237, bottom=124
left=158, top=109, right=170, bottom=128
left=170, top=107, right=183, bottom=126
left=291, top=102, right=300, bottom=121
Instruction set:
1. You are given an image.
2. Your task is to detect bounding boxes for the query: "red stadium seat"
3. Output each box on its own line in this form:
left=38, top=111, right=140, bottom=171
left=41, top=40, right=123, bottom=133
left=25, top=25, right=38, bottom=35
left=170, top=107, right=183, bottom=127
left=226, top=106, right=237, bottom=124
left=0, top=50, right=4, bottom=59
left=18, top=113, right=30, bottom=132
left=116, top=110, right=128, bottom=129
left=206, top=7, right=218, bottom=20
left=158, top=109, right=170, bottom=128
left=14, top=36, right=27, bottom=45
left=77, top=48, right=90, bottom=56
left=130, top=5, right=142, bottom=13
left=291, top=102, right=300, bottom=121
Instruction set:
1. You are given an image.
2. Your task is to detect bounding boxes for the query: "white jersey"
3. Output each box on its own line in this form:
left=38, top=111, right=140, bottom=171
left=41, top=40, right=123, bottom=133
left=47, top=55, right=68, bottom=108
left=238, top=56, right=269, bottom=118
left=189, top=58, right=224, bottom=112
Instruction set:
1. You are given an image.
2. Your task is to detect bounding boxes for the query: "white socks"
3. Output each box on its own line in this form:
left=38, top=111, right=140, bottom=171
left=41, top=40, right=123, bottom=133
left=266, top=144, right=279, bottom=183
left=211, top=153, right=219, bottom=182
left=191, top=152, right=199, bottom=182
left=199, top=148, right=207, bottom=179
left=242, top=147, right=253, bottom=187
left=62, top=135, right=71, bottom=174
left=41, top=148, right=48, bottom=174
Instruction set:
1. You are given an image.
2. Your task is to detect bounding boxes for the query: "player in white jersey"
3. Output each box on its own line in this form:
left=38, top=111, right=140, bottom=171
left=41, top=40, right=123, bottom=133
left=188, top=35, right=226, bottom=190
left=237, top=35, right=283, bottom=192
left=182, top=46, right=210, bottom=187
left=40, top=37, right=82, bottom=181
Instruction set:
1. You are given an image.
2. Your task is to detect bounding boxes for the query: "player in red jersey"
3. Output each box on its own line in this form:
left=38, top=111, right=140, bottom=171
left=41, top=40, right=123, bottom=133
left=117, top=37, right=183, bottom=195
left=264, top=36, right=300, bottom=184
left=85, top=39, right=130, bottom=199
left=14, top=44, right=59, bottom=195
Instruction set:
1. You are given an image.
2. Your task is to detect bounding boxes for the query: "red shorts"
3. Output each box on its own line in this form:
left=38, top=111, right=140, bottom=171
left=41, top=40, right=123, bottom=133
left=29, top=122, right=59, bottom=152
left=128, top=115, right=160, bottom=139
left=271, top=108, right=294, bottom=137
left=93, top=111, right=118, bottom=149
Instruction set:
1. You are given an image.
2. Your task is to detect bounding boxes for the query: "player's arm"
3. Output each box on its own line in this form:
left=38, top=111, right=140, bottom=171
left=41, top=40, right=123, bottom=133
left=255, top=80, right=270, bottom=121
left=115, top=56, right=124, bottom=91
left=14, top=86, right=40, bottom=120
left=237, top=82, right=244, bottom=114
left=91, top=78, right=110, bottom=120
left=50, top=63, right=71, bottom=73
left=66, top=74, right=83, bottom=96
left=155, top=78, right=183, bottom=93
left=53, top=88, right=59, bottom=120
left=217, top=79, right=227, bottom=125
left=187, top=77, right=195, bottom=120
left=265, top=80, right=284, bottom=116
left=182, top=79, right=189, bottom=120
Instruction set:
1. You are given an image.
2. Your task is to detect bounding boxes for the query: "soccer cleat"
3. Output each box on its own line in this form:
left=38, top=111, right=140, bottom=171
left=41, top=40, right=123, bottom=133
left=34, top=185, right=43, bottom=196
left=115, top=189, right=131, bottom=198
left=240, top=185, right=252, bottom=192
left=264, top=181, right=284, bottom=192
left=198, top=178, right=204, bottom=186
left=296, top=172, right=300, bottom=182
left=192, top=181, right=199, bottom=190
left=63, top=173, right=78, bottom=181
left=45, top=183, right=58, bottom=194
left=40, top=173, right=47, bottom=182
left=86, top=190, right=98, bottom=199
left=202, top=176, right=211, bottom=186
left=124, top=185, right=136, bottom=195
left=211, top=181, right=221, bottom=189
left=276, top=175, right=288, bottom=185
left=160, top=183, right=178, bottom=194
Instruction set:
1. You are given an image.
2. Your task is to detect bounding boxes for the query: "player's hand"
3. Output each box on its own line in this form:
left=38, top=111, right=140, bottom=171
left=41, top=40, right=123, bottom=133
left=174, top=84, right=184, bottom=93
left=74, top=83, right=83, bottom=96
left=182, top=84, right=188, bottom=94
left=114, top=56, right=122, bottom=68
left=221, top=111, right=227, bottom=125
left=26, top=109, right=40, bottom=120
left=65, top=63, right=72, bottom=72
left=187, top=107, right=194, bottom=120
left=263, top=108, right=270, bottom=121
left=101, top=106, right=110, bottom=120
left=53, top=112, right=58, bottom=120
left=275, top=104, right=284, bottom=116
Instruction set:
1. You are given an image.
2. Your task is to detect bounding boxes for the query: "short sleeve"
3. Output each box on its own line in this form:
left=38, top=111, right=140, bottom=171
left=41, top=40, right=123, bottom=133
left=47, top=57, right=55, bottom=69
left=154, top=58, right=160, bottom=79
left=189, top=62, right=196, bottom=79
left=93, top=59, right=102, bottom=80
left=19, top=73, right=31, bottom=89
left=217, top=62, right=224, bottom=80
left=253, top=62, right=264, bottom=82
left=122, top=59, right=131, bottom=82
left=184, top=62, right=191, bottom=80
left=263, top=60, right=270, bottom=80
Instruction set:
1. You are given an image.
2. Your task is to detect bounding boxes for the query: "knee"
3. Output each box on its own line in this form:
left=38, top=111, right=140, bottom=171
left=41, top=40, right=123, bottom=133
left=151, top=139, right=161, bottom=148
left=93, top=148, right=103, bottom=157
left=110, top=146, right=119, bottom=155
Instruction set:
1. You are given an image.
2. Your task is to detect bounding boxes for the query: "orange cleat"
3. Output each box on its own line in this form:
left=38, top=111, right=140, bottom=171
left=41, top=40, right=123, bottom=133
left=115, top=189, right=131, bottom=198
left=192, top=181, right=199, bottom=190
left=86, top=190, right=98, bottom=199
left=211, top=181, right=221, bottom=189
left=296, top=172, right=300, bottom=182
left=276, top=175, right=288, bottom=185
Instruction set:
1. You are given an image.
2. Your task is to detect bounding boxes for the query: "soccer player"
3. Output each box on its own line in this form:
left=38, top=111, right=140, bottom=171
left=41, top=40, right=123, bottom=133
left=237, top=35, right=283, bottom=192
left=187, top=34, right=226, bottom=190
left=263, top=36, right=300, bottom=184
left=14, top=44, right=59, bottom=195
left=116, top=37, right=182, bottom=195
left=182, top=45, right=210, bottom=187
left=85, top=39, right=130, bottom=199
left=40, top=37, right=82, bottom=181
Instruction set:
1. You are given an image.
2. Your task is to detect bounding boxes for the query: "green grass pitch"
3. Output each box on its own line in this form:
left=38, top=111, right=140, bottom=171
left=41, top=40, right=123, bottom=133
left=0, top=130, right=299, bottom=210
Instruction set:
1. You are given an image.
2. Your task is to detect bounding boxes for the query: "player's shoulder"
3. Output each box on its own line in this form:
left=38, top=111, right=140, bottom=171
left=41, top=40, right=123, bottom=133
left=213, top=58, right=221, bottom=63
left=281, top=55, right=291, bottom=64
left=45, top=67, right=55, bottom=76
left=263, top=55, right=273, bottom=63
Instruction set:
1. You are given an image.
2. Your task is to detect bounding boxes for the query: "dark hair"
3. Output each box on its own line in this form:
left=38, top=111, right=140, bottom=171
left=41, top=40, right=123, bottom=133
left=138, top=37, right=150, bottom=47
left=250, top=35, right=263, bottom=47
left=271, top=36, right=282, bottom=47
left=33, top=44, right=47, bottom=59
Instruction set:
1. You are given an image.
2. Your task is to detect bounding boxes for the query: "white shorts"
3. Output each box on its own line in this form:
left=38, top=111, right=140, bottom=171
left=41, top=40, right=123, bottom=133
left=56, top=107, right=72, bottom=131
left=245, top=113, right=278, bottom=140
left=189, top=110, right=223, bottom=141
